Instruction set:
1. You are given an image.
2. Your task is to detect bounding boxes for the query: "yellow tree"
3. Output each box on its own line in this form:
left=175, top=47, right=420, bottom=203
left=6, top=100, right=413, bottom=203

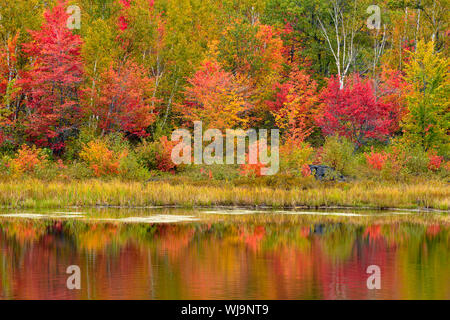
left=273, top=69, right=319, bottom=144
left=402, top=40, right=449, bottom=154
left=182, top=58, right=253, bottom=130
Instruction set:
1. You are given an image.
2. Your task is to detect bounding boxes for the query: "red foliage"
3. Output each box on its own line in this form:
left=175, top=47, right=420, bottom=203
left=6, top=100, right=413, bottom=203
left=317, top=74, right=395, bottom=146
left=118, top=0, right=131, bottom=31
left=271, top=69, right=319, bottom=144
left=365, top=146, right=406, bottom=176
left=120, top=0, right=131, bottom=7
left=118, top=16, right=128, bottom=31
left=365, top=148, right=388, bottom=171
left=239, top=141, right=268, bottom=177
left=240, top=161, right=266, bottom=178
left=10, top=144, right=47, bottom=174
left=377, top=68, right=407, bottom=133
left=444, top=161, right=450, bottom=172
left=85, top=61, right=157, bottom=137
left=79, top=140, right=126, bottom=177
left=20, top=1, right=83, bottom=150
left=155, top=136, right=178, bottom=173
left=182, top=58, right=253, bottom=130
left=57, top=159, right=67, bottom=169
left=427, top=151, right=443, bottom=171
left=266, top=81, right=290, bottom=113
left=301, top=164, right=311, bottom=177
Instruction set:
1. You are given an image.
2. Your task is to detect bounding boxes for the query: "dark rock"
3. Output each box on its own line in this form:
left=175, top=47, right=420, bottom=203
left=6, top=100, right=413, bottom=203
left=308, top=165, right=346, bottom=181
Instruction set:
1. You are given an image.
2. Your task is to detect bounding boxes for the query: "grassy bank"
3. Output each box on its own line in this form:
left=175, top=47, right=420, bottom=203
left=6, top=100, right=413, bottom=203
left=0, top=178, right=448, bottom=210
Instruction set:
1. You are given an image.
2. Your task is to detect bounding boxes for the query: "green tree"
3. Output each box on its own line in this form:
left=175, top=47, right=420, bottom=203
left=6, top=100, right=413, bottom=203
left=402, top=40, right=449, bottom=154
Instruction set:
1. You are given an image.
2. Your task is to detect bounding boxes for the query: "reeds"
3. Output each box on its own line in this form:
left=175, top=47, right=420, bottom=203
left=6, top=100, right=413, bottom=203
left=0, top=178, right=448, bottom=210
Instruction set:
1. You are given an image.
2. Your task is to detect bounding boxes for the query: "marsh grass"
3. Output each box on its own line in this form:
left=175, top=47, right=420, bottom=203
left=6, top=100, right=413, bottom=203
left=0, top=178, right=448, bottom=210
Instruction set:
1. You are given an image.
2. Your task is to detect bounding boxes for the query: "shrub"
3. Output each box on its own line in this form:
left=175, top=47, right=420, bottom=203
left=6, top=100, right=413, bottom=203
left=34, top=161, right=65, bottom=181
left=439, top=160, right=450, bottom=181
left=279, top=141, right=314, bottom=176
left=428, top=151, right=444, bottom=172
left=385, top=139, right=428, bottom=175
left=321, top=136, right=355, bottom=176
left=381, top=146, right=408, bottom=180
left=301, top=164, right=311, bottom=177
left=0, top=154, right=13, bottom=177
left=9, top=145, right=48, bottom=177
left=240, top=161, right=266, bottom=178
left=155, top=136, right=178, bottom=173
left=365, top=148, right=387, bottom=171
left=135, top=139, right=158, bottom=170
left=136, top=136, right=179, bottom=173
left=404, top=146, right=429, bottom=174
left=364, top=145, right=408, bottom=180
left=444, top=161, right=450, bottom=172
left=79, top=140, right=126, bottom=177
left=105, top=132, right=132, bottom=154
left=239, top=141, right=272, bottom=178
left=64, top=125, right=98, bottom=161
left=117, top=151, right=151, bottom=181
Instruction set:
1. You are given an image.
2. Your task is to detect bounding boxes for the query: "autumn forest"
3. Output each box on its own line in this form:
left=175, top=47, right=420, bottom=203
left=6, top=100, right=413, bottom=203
left=0, top=0, right=448, bottom=209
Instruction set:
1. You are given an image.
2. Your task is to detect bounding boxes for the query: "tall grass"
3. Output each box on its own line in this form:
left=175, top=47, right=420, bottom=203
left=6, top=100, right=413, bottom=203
left=0, top=178, right=448, bottom=210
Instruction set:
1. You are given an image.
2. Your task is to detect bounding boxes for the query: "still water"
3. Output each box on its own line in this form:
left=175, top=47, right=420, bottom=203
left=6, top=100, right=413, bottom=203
left=0, top=208, right=448, bottom=300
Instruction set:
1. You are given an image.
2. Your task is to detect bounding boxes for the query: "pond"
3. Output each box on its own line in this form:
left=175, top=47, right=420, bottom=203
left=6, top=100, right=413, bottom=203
left=0, top=208, right=448, bottom=300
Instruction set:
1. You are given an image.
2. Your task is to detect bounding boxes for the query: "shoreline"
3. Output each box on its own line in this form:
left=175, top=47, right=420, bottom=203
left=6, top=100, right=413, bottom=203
left=0, top=178, right=448, bottom=211
left=7, top=204, right=447, bottom=213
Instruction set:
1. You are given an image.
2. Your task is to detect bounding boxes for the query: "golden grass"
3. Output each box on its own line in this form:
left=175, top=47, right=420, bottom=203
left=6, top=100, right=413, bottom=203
left=0, top=178, right=448, bottom=210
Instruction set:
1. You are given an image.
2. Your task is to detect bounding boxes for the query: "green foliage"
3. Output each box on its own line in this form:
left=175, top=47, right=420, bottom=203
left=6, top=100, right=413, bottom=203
left=0, top=0, right=45, bottom=56
left=0, top=0, right=448, bottom=187
left=402, top=40, right=449, bottom=155
left=321, top=136, right=356, bottom=177
left=135, top=139, right=159, bottom=171
left=118, top=151, right=151, bottom=181
left=279, top=142, right=314, bottom=176
left=218, top=21, right=263, bottom=76
left=262, top=0, right=332, bottom=79
left=64, top=126, right=99, bottom=161
left=0, top=154, right=12, bottom=178
left=135, top=136, right=180, bottom=173
left=401, top=145, right=430, bottom=175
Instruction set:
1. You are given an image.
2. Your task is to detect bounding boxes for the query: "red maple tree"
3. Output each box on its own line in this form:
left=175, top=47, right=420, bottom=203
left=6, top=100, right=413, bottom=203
left=376, top=68, right=407, bottom=134
left=182, top=58, right=253, bottom=130
left=21, top=1, right=83, bottom=151
left=85, top=60, right=157, bottom=137
left=272, top=69, right=319, bottom=144
left=317, top=74, right=395, bottom=146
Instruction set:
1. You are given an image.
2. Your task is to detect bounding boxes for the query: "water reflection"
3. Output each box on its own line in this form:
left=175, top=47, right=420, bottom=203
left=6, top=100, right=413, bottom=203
left=0, top=209, right=448, bottom=300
